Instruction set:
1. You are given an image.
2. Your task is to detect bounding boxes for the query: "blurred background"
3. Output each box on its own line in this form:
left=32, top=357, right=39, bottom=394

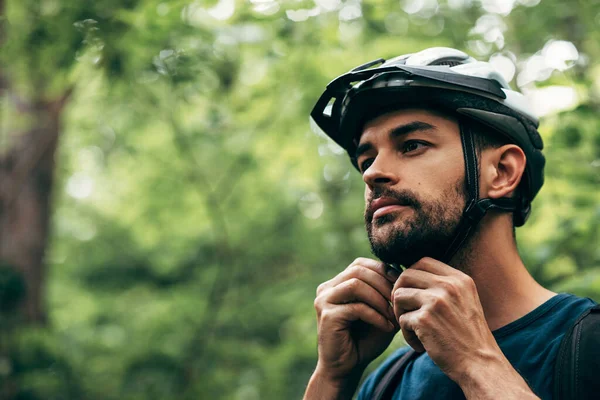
left=1, top=0, right=599, bottom=398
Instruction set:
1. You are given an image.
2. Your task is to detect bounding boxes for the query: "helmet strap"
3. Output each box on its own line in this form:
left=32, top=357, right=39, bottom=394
left=441, top=121, right=518, bottom=263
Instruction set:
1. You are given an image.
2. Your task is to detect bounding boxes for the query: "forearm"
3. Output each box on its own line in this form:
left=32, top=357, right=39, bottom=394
left=303, top=366, right=363, bottom=400
left=456, top=352, right=540, bottom=400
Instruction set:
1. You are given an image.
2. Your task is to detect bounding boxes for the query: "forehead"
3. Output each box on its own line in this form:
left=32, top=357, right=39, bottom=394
left=358, top=108, right=459, bottom=145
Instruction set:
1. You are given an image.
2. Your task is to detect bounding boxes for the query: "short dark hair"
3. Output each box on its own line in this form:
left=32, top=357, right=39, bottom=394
left=467, top=119, right=509, bottom=154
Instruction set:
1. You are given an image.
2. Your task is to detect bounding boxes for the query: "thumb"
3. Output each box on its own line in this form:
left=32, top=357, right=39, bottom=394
left=399, top=314, right=426, bottom=353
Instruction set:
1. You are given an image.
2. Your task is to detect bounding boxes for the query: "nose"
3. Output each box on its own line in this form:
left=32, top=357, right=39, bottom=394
left=362, top=153, right=399, bottom=189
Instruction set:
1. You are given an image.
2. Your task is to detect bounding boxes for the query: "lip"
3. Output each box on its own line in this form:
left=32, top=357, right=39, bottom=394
left=372, top=204, right=408, bottom=219
left=369, top=197, right=408, bottom=219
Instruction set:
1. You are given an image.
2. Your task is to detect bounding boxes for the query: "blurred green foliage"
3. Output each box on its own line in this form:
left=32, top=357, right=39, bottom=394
left=1, top=0, right=600, bottom=398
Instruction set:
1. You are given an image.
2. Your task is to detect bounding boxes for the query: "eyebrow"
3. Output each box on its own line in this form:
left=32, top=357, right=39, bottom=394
left=355, top=121, right=437, bottom=160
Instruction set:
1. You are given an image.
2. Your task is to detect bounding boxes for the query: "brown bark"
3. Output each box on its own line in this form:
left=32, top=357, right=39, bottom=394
left=0, top=91, right=70, bottom=324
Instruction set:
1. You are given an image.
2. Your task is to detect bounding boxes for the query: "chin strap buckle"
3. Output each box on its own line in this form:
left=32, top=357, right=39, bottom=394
left=464, top=199, right=489, bottom=223
left=464, top=198, right=517, bottom=224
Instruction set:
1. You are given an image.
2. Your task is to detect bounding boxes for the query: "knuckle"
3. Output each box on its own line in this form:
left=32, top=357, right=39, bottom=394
left=398, top=313, right=406, bottom=326
left=430, top=292, right=442, bottom=305
left=319, top=308, right=334, bottom=323
left=413, top=313, right=426, bottom=327
left=313, top=297, right=322, bottom=311
left=346, top=265, right=362, bottom=278
left=316, top=284, right=323, bottom=296
left=398, top=287, right=414, bottom=302
left=396, top=272, right=409, bottom=287
left=440, top=280, right=457, bottom=296
left=463, top=275, right=476, bottom=289
left=415, top=257, right=431, bottom=268
left=429, top=293, right=447, bottom=311
left=351, top=257, right=366, bottom=266
left=456, top=275, right=475, bottom=291
left=316, top=282, right=328, bottom=296
left=411, top=258, right=425, bottom=269
left=393, top=287, right=404, bottom=302
left=346, top=277, right=362, bottom=291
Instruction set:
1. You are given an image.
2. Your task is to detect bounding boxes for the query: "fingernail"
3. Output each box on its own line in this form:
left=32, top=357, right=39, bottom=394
left=386, top=264, right=400, bottom=279
left=387, top=321, right=395, bottom=331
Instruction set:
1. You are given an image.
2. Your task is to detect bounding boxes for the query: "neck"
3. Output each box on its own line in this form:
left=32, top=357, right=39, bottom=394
left=449, top=212, right=556, bottom=331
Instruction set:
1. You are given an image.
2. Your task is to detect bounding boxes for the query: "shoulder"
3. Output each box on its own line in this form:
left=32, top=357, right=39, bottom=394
left=550, top=293, right=597, bottom=324
left=494, top=293, right=596, bottom=341
left=551, top=294, right=600, bottom=398
left=534, top=293, right=597, bottom=352
left=356, top=347, right=412, bottom=400
left=493, top=293, right=597, bottom=398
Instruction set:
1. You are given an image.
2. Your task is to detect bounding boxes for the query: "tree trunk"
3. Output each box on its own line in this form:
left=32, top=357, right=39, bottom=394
left=0, top=92, right=70, bottom=324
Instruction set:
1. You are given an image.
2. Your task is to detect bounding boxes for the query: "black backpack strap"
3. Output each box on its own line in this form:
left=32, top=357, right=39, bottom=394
left=554, top=304, right=600, bottom=400
left=371, top=349, right=418, bottom=400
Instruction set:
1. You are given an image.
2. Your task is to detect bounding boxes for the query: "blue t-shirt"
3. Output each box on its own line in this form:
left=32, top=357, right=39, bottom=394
left=357, top=293, right=596, bottom=399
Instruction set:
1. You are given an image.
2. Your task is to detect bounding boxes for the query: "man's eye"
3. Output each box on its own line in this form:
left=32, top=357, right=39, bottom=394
left=402, top=141, right=427, bottom=153
left=360, top=158, right=374, bottom=173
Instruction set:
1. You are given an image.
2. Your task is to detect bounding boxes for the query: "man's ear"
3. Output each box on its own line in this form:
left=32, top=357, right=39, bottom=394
left=482, top=144, right=527, bottom=199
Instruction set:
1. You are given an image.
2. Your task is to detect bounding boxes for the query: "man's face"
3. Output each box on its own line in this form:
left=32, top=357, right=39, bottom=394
left=357, top=109, right=467, bottom=267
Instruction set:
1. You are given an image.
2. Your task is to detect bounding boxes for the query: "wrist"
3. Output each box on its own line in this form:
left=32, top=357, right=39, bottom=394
left=455, top=349, right=538, bottom=399
left=453, top=347, right=505, bottom=385
left=303, top=364, right=364, bottom=400
left=315, top=362, right=365, bottom=389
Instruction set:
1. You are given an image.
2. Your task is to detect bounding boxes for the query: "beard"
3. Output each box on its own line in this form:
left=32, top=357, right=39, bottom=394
left=365, top=180, right=466, bottom=267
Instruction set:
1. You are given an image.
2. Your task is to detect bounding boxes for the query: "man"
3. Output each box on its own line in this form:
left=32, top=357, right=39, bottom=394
left=302, top=47, right=596, bottom=399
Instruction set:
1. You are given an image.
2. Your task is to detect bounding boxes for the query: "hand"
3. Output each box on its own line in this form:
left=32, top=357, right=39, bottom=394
left=391, top=257, right=502, bottom=382
left=312, top=258, right=400, bottom=384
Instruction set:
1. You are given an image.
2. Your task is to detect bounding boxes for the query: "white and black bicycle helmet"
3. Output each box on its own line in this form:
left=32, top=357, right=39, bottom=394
left=310, top=47, right=545, bottom=263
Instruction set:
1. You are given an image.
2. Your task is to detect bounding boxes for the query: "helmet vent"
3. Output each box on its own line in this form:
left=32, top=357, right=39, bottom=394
left=431, top=60, right=462, bottom=67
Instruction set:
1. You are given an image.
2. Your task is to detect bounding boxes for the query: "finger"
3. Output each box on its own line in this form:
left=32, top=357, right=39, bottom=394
left=410, top=257, right=458, bottom=276
left=392, top=268, right=439, bottom=292
left=327, top=278, right=395, bottom=321
left=325, top=263, right=395, bottom=301
left=354, top=258, right=400, bottom=283
left=409, top=258, right=476, bottom=297
left=399, top=312, right=426, bottom=353
left=341, top=258, right=399, bottom=284
left=392, top=287, right=425, bottom=323
left=335, top=302, right=396, bottom=333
